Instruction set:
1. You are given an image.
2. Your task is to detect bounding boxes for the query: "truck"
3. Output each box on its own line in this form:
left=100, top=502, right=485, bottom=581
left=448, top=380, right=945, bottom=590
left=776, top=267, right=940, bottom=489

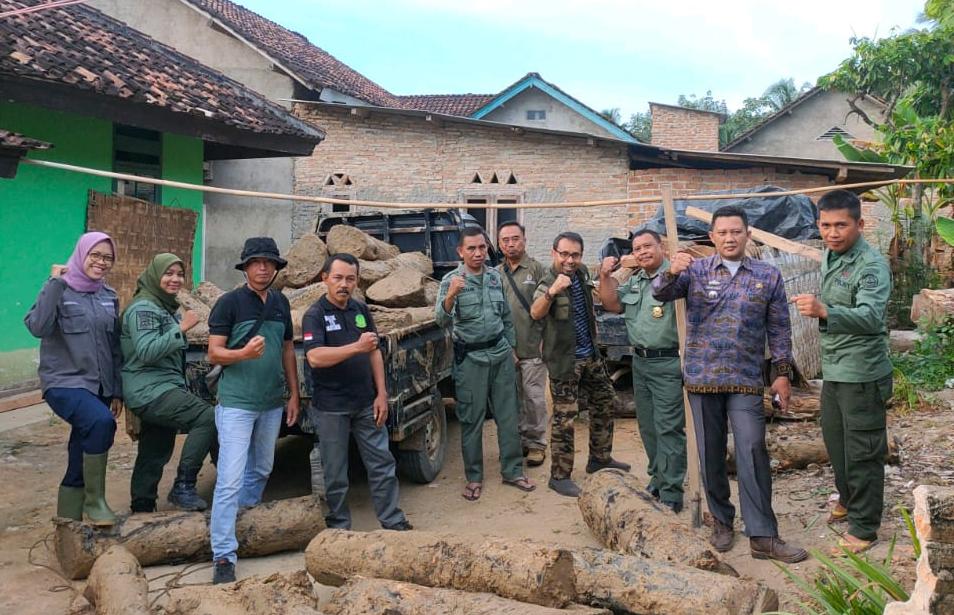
left=184, top=208, right=484, bottom=484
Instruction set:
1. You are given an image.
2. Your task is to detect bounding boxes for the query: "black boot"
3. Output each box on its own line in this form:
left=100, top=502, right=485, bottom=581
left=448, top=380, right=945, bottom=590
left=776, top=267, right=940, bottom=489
left=130, top=498, right=156, bottom=514
left=167, top=466, right=208, bottom=511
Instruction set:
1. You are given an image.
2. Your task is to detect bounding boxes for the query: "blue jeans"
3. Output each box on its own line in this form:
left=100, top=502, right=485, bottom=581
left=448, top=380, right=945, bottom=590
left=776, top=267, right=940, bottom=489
left=209, top=405, right=283, bottom=563
left=45, top=388, right=116, bottom=487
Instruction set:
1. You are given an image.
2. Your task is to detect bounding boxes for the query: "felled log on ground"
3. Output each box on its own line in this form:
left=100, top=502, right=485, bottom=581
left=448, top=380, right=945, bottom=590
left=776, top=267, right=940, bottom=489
left=55, top=496, right=324, bottom=580
left=304, top=529, right=577, bottom=608
left=357, top=252, right=434, bottom=290
left=323, top=576, right=610, bottom=615
left=274, top=234, right=329, bottom=289
left=192, top=281, right=225, bottom=307
left=366, top=268, right=431, bottom=308
left=162, top=570, right=321, bottom=615
left=763, top=388, right=820, bottom=420
left=393, top=251, right=433, bottom=275
left=577, top=469, right=734, bottom=575
left=327, top=225, right=400, bottom=261
left=572, top=548, right=777, bottom=615
left=726, top=431, right=900, bottom=473
left=910, top=288, right=954, bottom=327
left=83, top=545, right=149, bottom=615
left=404, top=306, right=435, bottom=324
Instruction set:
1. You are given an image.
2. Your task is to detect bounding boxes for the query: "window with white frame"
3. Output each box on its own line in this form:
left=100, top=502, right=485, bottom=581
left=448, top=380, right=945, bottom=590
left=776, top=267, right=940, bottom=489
left=526, top=109, right=546, bottom=121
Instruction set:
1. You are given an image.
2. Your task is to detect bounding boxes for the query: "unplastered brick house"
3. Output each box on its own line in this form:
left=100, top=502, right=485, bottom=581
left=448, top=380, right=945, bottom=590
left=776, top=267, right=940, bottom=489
left=93, top=0, right=909, bottom=278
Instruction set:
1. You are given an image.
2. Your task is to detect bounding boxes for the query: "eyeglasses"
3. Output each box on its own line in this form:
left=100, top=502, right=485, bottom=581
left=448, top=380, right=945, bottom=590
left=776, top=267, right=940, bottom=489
left=87, top=252, right=115, bottom=264
left=556, top=251, right=583, bottom=260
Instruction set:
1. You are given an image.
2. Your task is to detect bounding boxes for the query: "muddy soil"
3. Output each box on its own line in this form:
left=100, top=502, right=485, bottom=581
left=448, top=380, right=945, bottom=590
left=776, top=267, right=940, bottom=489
left=1, top=390, right=949, bottom=613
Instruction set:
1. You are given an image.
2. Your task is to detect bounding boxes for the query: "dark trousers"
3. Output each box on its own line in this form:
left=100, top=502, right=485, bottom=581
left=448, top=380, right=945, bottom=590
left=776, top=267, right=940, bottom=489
left=130, top=388, right=216, bottom=506
left=316, top=404, right=406, bottom=530
left=689, top=392, right=778, bottom=538
left=45, top=387, right=116, bottom=487
left=820, top=377, right=892, bottom=541
left=549, top=356, right=616, bottom=480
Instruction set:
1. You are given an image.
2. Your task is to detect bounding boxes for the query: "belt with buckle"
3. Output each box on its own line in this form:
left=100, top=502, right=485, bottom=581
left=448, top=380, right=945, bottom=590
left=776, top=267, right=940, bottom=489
left=633, top=347, right=679, bottom=359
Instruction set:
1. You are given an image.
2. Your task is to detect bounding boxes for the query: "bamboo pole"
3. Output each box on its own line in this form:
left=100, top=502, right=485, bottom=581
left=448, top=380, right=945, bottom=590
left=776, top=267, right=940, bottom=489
left=20, top=158, right=954, bottom=211
left=661, top=184, right=703, bottom=528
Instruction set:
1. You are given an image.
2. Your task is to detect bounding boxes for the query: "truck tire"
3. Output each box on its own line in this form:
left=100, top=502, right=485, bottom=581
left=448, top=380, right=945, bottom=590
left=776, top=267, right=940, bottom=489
left=397, top=395, right=448, bottom=484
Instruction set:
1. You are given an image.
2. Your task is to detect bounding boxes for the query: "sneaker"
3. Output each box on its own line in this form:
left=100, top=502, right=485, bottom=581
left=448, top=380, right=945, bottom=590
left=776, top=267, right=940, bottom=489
left=547, top=477, right=581, bottom=498
left=662, top=500, right=683, bottom=514
left=710, top=519, right=735, bottom=552
left=585, top=457, right=632, bottom=474
left=526, top=449, right=546, bottom=467
left=383, top=520, right=414, bottom=531
left=750, top=536, right=809, bottom=563
left=212, top=559, right=236, bottom=585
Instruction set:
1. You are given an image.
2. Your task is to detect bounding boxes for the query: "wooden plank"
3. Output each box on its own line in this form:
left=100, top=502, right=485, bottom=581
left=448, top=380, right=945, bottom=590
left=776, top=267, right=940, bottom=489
left=685, top=205, right=823, bottom=262
left=0, top=389, right=43, bottom=413
left=661, top=185, right=703, bottom=528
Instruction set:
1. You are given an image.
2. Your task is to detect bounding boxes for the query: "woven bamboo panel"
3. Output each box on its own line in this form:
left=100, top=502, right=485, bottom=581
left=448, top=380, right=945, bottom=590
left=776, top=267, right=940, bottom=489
left=759, top=247, right=822, bottom=380
left=86, top=190, right=197, bottom=306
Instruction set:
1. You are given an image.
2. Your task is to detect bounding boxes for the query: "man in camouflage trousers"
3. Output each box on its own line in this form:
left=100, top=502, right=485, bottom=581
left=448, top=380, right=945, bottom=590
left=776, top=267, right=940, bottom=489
left=531, top=232, right=630, bottom=497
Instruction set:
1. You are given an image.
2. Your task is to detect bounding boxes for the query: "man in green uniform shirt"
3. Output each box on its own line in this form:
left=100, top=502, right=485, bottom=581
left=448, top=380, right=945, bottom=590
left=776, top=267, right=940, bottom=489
left=436, top=226, right=536, bottom=502
left=792, top=189, right=893, bottom=555
left=497, top=221, right=550, bottom=467
left=598, top=229, right=686, bottom=513
left=531, top=231, right=630, bottom=498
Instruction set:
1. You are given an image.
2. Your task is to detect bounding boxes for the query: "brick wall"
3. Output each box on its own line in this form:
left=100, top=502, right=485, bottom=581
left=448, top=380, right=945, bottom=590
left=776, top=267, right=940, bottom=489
left=650, top=103, right=721, bottom=151
left=293, top=104, right=631, bottom=262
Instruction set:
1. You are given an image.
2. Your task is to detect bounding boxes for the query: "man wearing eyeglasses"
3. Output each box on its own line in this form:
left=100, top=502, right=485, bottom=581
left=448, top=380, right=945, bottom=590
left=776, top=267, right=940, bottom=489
left=531, top=232, right=630, bottom=497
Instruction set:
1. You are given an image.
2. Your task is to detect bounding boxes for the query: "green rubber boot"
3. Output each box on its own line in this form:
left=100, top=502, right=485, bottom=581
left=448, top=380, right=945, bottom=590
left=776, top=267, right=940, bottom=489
left=56, top=485, right=84, bottom=521
left=82, top=453, right=117, bottom=526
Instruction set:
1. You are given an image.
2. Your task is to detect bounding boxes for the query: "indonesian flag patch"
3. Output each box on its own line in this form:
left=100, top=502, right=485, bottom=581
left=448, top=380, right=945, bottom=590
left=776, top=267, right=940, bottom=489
left=303, top=332, right=314, bottom=342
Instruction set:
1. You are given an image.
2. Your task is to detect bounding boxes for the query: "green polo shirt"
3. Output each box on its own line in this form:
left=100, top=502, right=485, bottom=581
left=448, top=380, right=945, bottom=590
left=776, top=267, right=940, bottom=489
left=617, top=260, right=679, bottom=351
left=819, top=237, right=892, bottom=383
left=497, top=255, right=547, bottom=359
left=435, top=265, right=516, bottom=364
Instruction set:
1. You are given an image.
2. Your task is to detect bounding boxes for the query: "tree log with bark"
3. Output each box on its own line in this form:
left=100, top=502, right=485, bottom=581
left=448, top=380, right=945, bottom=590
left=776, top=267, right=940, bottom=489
left=327, top=225, right=400, bottom=261
left=304, top=529, right=577, bottom=608
left=323, top=577, right=610, bottom=615
left=83, top=545, right=150, bottom=615
left=578, top=469, right=735, bottom=575
left=55, top=496, right=324, bottom=580
left=161, top=570, right=321, bottom=615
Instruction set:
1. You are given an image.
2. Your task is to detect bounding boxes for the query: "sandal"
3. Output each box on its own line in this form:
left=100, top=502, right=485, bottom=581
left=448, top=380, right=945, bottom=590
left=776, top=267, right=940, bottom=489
left=827, top=503, right=848, bottom=524
left=832, top=534, right=877, bottom=556
left=502, top=476, right=536, bottom=492
left=462, top=482, right=482, bottom=501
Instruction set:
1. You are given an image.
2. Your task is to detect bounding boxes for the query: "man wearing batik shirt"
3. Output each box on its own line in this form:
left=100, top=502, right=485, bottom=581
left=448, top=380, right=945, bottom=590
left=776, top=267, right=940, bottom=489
left=653, top=205, right=808, bottom=563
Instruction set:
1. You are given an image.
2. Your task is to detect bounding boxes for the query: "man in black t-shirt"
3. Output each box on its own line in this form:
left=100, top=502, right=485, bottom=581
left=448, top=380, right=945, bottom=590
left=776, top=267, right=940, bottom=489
left=302, top=253, right=411, bottom=531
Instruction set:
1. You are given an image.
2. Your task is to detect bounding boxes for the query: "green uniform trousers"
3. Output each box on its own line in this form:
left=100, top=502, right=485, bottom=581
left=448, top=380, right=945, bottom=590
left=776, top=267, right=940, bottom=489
left=453, top=354, right=525, bottom=483
left=632, top=355, right=686, bottom=504
left=820, top=376, right=893, bottom=541
left=550, top=356, right=616, bottom=480
left=130, top=388, right=215, bottom=506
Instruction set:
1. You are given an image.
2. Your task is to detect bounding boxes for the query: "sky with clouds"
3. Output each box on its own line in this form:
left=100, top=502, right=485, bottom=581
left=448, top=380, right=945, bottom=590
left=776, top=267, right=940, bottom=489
left=237, top=0, right=925, bottom=119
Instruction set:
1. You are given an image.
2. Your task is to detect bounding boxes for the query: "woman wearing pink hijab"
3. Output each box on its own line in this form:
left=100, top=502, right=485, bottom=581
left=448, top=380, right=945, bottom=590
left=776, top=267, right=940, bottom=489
left=25, top=232, right=123, bottom=526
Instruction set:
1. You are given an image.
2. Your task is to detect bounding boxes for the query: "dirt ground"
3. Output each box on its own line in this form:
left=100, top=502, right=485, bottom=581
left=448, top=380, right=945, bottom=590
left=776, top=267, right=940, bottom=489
left=1, top=389, right=951, bottom=614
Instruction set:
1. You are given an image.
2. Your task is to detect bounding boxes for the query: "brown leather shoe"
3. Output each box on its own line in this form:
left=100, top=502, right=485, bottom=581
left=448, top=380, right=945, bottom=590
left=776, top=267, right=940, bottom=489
left=526, top=449, right=546, bottom=467
left=750, top=536, right=809, bottom=563
left=710, top=520, right=735, bottom=552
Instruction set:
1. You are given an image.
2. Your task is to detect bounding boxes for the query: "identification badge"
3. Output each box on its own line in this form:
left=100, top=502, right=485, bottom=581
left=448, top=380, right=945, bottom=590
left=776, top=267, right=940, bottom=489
left=324, top=314, right=341, bottom=332
left=651, top=306, right=664, bottom=319
left=355, top=314, right=367, bottom=329
left=707, top=290, right=718, bottom=299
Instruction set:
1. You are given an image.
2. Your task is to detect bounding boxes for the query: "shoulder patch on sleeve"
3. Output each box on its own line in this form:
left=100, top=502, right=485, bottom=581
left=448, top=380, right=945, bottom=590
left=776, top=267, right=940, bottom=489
left=860, top=273, right=880, bottom=291
left=136, top=310, right=161, bottom=331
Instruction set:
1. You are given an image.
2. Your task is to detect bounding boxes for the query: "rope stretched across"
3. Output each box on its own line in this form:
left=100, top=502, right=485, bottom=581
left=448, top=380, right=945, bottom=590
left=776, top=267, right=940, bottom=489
left=22, top=158, right=954, bottom=210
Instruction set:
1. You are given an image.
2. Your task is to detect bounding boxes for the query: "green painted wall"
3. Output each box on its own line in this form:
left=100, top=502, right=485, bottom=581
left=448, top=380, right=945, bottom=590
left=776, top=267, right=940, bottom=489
left=0, top=102, right=205, bottom=390
left=161, top=133, right=204, bottom=284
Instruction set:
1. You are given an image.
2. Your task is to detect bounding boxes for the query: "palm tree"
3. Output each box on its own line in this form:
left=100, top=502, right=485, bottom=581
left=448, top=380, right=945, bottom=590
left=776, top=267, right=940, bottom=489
left=761, top=78, right=802, bottom=112
left=600, top=107, right=622, bottom=125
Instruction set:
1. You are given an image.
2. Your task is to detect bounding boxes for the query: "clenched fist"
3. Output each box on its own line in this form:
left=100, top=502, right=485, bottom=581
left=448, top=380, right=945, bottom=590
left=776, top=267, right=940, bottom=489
left=669, top=252, right=694, bottom=275
left=355, top=331, right=379, bottom=354
left=179, top=309, right=201, bottom=332
left=599, top=256, right=619, bottom=277
left=549, top=273, right=572, bottom=295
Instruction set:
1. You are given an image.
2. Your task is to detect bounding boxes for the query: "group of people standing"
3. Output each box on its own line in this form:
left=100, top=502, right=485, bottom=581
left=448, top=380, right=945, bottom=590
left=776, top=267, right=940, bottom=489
left=25, top=187, right=892, bottom=584
left=435, top=188, right=892, bottom=563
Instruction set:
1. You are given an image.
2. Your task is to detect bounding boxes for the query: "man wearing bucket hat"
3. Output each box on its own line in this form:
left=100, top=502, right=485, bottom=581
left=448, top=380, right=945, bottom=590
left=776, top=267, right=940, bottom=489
left=206, top=237, right=300, bottom=584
